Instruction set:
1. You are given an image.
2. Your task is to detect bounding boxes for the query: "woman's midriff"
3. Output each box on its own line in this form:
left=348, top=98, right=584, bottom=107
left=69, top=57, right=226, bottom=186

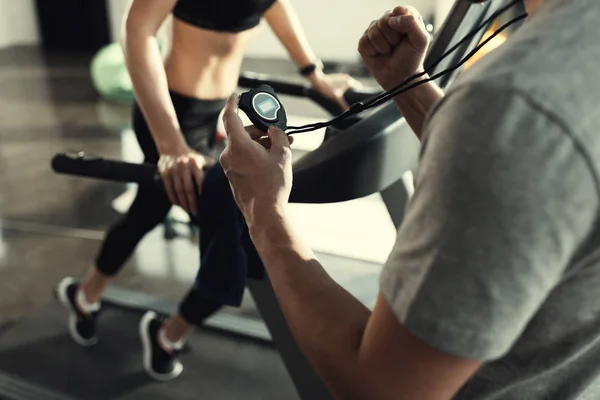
left=164, top=18, right=257, bottom=100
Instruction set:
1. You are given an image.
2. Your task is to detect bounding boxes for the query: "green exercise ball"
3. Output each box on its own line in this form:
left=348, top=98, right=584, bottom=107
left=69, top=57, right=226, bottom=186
left=90, top=41, right=164, bottom=104
left=90, top=43, right=134, bottom=104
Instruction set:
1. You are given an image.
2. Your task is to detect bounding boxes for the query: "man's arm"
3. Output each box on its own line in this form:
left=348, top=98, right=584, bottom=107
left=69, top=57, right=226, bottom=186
left=249, top=216, right=480, bottom=399
left=233, top=82, right=598, bottom=399
left=393, top=78, right=444, bottom=139
left=357, top=6, right=444, bottom=139
left=219, top=93, right=482, bottom=398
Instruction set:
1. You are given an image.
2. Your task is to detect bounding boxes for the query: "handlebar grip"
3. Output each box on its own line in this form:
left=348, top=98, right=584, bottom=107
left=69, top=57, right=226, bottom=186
left=51, top=152, right=157, bottom=184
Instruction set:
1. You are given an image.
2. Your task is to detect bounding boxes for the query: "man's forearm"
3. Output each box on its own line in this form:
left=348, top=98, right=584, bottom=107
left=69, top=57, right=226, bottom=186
left=249, top=211, right=371, bottom=398
left=393, top=76, right=444, bottom=139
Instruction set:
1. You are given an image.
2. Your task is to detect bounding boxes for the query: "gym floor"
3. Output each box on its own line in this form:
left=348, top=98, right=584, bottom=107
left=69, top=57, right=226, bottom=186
left=0, top=45, right=392, bottom=398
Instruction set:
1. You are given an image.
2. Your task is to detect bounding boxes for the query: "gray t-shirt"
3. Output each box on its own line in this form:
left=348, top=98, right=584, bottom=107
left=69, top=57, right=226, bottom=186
left=380, top=0, right=600, bottom=398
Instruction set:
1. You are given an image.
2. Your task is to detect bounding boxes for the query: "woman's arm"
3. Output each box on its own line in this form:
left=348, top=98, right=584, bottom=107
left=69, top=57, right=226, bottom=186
left=122, top=0, right=185, bottom=153
left=264, top=0, right=360, bottom=109
left=121, top=0, right=208, bottom=215
left=263, top=0, right=319, bottom=73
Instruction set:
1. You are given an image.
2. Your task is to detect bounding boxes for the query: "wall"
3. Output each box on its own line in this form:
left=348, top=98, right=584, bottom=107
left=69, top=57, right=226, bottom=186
left=106, top=0, right=173, bottom=54
left=435, top=0, right=458, bottom=27
left=106, top=0, right=443, bottom=62
left=107, top=0, right=133, bottom=44
left=0, top=0, right=455, bottom=55
left=245, top=0, right=437, bottom=62
left=0, top=0, right=39, bottom=48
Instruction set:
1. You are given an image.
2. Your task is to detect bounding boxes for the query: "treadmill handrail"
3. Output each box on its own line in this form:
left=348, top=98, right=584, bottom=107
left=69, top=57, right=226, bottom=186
left=52, top=152, right=157, bottom=185
left=238, top=71, right=310, bottom=97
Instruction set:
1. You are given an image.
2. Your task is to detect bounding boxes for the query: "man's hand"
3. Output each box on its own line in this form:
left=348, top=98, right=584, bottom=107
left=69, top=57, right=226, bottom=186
left=158, top=147, right=214, bottom=215
left=219, top=94, right=294, bottom=227
left=308, top=71, right=362, bottom=111
left=358, top=6, right=430, bottom=91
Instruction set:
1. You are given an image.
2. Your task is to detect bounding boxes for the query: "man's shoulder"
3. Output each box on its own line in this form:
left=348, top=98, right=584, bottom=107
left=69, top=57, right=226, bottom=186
left=425, top=15, right=600, bottom=187
left=424, top=80, right=563, bottom=150
left=449, top=0, right=599, bottom=118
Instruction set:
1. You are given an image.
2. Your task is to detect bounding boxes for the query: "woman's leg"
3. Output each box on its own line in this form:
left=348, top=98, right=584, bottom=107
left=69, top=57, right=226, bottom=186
left=155, top=164, right=250, bottom=334
left=138, top=164, right=249, bottom=381
left=137, top=111, right=257, bottom=381
left=79, top=101, right=168, bottom=298
left=57, top=102, right=172, bottom=346
left=163, top=289, right=222, bottom=345
left=192, top=163, right=250, bottom=307
left=78, top=182, right=173, bottom=303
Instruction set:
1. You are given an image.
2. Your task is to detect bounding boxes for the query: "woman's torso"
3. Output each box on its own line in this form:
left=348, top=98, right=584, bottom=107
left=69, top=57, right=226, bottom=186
left=163, top=0, right=276, bottom=100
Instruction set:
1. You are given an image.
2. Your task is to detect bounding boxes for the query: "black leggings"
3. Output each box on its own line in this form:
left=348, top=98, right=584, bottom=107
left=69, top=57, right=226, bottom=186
left=94, top=91, right=261, bottom=325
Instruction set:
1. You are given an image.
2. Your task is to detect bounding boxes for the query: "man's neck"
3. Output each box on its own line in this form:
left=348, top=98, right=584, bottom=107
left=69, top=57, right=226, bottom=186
left=523, top=0, right=544, bottom=14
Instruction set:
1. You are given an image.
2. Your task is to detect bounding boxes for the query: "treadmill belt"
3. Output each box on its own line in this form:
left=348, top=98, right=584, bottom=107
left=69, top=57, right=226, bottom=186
left=0, top=302, right=299, bottom=400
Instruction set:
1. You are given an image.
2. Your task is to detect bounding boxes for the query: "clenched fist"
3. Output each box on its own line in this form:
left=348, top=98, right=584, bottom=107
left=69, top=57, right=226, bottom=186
left=358, top=6, right=430, bottom=91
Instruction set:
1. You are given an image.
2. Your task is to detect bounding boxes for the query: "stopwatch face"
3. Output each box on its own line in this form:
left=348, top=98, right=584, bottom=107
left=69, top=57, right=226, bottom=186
left=251, top=92, right=280, bottom=121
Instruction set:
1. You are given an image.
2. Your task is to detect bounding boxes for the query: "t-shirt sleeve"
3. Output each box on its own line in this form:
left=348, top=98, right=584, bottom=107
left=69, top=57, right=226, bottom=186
left=379, top=82, right=599, bottom=361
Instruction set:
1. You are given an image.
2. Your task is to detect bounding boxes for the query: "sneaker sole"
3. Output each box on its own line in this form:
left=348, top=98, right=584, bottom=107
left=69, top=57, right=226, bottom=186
left=139, top=312, right=183, bottom=382
left=56, top=277, right=98, bottom=347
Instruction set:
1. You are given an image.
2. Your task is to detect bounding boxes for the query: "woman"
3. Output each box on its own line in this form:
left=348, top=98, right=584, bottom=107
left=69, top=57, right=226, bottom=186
left=56, top=0, right=358, bottom=381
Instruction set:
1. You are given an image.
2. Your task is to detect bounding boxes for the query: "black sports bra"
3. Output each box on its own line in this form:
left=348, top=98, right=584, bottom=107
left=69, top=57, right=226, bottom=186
left=173, top=0, right=277, bottom=33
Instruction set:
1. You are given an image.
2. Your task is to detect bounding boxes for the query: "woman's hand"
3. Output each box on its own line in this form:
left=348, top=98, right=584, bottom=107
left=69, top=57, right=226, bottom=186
left=358, top=6, right=430, bottom=91
left=308, top=71, right=362, bottom=111
left=158, top=146, right=215, bottom=215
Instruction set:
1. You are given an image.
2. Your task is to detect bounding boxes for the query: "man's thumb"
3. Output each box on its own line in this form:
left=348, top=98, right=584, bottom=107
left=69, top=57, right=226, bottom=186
left=222, top=93, right=248, bottom=143
left=267, top=126, right=291, bottom=150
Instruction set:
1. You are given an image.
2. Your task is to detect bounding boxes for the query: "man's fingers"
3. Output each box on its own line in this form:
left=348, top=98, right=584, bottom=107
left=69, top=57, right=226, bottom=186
left=388, top=14, right=429, bottom=52
left=392, top=5, right=421, bottom=20
left=246, top=125, right=265, bottom=140
left=392, top=6, right=409, bottom=16
left=246, top=124, right=295, bottom=146
left=267, top=126, right=291, bottom=151
left=358, top=31, right=378, bottom=58
left=377, top=12, right=402, bottom=47
left=218, top=149, right=229, bottom=171
left=257, top=137, right=272, bottom=149
left=223, top=93, right=251, bottom=144
left=257, top=135, right=294, bottom=149
left=404, top=5, right=424, bottom=22
left=366, top=20, right=392, bottom=54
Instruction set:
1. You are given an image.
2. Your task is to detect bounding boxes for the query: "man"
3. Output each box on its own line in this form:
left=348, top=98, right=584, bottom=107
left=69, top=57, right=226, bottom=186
left=220, top=0, right=600, bottom=398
